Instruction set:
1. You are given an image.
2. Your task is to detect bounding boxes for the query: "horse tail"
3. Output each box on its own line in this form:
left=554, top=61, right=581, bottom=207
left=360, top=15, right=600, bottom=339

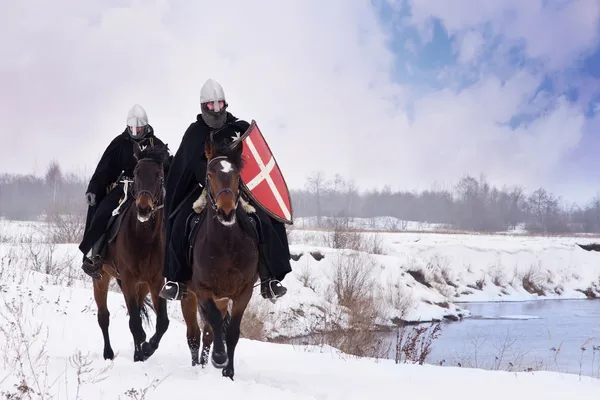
left=115, top=278, right=155, bottom=327
left=139, top=296, right=154, bottom=327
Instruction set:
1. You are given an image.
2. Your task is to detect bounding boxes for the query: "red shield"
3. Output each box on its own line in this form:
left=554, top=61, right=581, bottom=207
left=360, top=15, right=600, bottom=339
left=231, top=120, right=294, bottom=224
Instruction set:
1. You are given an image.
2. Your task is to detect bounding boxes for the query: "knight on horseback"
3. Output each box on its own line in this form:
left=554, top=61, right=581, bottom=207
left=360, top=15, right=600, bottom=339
left=159, top=78, right=292, bottom=302
left=79, top=104, right=172, bottom=279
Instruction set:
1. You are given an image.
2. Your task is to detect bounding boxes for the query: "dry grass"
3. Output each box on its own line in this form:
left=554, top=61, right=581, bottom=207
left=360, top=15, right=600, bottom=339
left=292, top=219, right=600, bottom=239
left=280, top=249, right=426, bottom=360
left=320, top=217, right=385, bottom=255
left=521, top=262, right=546, bottom=296
left=380, top=275, right=414, bottom=319
left=330, top=252, right=376, bottom=309
left=240, top=296, right=268, bottom=341
left=0, top=292, right=115, bottom=399
left=40, top=213, right=85, bottom=245
left=0, top=280, right=169, bottom=399
left=297, top=265, right=315, bottom=291
left=394, top=322, right=442, bottom=365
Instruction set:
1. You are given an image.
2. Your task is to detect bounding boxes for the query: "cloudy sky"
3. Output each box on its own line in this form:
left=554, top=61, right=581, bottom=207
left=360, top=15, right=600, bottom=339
left=2, top=0, right=600, bottom=203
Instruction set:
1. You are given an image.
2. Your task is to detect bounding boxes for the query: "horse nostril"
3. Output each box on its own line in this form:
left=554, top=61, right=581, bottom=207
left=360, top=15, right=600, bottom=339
left=217, top=208, right=235, bottom=221
left=137, top=194, right=153, bottom=208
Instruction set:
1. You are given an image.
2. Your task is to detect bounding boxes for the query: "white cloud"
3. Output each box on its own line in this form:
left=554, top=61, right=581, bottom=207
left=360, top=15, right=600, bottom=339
left=0, top=0, right=403, bottom=185
left=406, top=0, right=600, bottom=70
left=456, top=30, right=484, bottom=64
left=0, top=0, right=599, bottom=203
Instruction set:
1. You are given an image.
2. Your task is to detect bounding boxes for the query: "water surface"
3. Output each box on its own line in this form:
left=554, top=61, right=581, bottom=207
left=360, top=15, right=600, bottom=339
left=403, top=300, right=600, bottom=377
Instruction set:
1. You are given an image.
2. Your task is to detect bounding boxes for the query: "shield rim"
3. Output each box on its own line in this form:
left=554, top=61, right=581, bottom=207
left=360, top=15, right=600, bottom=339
left=231, top=120, right=294, bottom=225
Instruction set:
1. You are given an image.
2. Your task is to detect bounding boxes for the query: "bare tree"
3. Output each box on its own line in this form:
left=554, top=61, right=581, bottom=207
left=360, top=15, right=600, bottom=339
left=304, top=171, right=329, bottom=227
left=44, top=160, right=63, bottom=211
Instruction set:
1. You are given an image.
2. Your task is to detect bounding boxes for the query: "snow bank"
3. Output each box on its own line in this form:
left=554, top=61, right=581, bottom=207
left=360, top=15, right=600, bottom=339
left=0, top=275, right=598, bottom=399
left=4, top=218, right=600, bottom=334
left=284, top=228, right=600, bottom=325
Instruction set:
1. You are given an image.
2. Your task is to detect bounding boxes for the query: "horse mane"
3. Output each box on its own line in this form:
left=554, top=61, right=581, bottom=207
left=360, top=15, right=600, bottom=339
left=138, top=144, right=169, bottom=164
left=210, top=136, right=245, bottom=171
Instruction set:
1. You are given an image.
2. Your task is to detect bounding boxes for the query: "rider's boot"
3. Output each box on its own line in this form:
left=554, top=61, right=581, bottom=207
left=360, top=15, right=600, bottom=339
left=258, top=260, right=287, bottom=302
left=81, top=254, right=103, bottom=280
left=159, top=281, right=188, bottom=301
left=81, top=233, right=108, bottom=280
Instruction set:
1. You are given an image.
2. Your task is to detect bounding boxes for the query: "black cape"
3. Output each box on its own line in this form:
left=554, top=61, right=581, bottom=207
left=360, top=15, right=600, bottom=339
left=87, top=126, right=170, bottom=201
left=162, top=112, right=292, bottom=282
left=80, top=126, right=171, bottom=256
left=163, top=113, right=248, bottom=222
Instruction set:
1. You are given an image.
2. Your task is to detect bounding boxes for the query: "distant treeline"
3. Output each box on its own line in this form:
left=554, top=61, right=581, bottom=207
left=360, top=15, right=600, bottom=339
left=0, top=161, right=87, bottom=220
left=293, top=172, right=600, bottom=234
left=2, top=163, right=600, bottom=234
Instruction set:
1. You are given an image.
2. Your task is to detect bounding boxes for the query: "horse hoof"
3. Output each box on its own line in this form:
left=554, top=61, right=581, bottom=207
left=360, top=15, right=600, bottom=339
left=133, top=349, right=147, bottom=362
left=211, top=351, right=228, bottom=369
left=200, top=347, right=210, bottom=366
left=142, top=342, right=157, bottom=358
left=222, top=366, right=234, bottom=380
left=103, top=348, right=114, bottom=360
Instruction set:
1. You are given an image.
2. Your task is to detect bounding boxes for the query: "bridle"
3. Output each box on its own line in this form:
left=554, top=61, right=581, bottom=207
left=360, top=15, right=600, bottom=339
left=129, top=157, right=165, bottom=217
left=205, top=155, right=240, bottom=212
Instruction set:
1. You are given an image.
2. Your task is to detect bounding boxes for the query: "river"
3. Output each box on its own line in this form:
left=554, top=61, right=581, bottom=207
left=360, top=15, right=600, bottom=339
left=398, top=299, right=600, bottom=377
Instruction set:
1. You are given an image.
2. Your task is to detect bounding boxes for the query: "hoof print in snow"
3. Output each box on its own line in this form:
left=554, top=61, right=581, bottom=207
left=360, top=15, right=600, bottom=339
left=290, top=252, right=303, bottom=261
left=309, top=251, right=324, bottom=261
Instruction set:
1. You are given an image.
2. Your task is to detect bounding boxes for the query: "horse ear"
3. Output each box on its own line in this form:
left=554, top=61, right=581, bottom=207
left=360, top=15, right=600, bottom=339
left=205, top=135, right=215, bottom=160
left=133, top=141, right=142, bottom=160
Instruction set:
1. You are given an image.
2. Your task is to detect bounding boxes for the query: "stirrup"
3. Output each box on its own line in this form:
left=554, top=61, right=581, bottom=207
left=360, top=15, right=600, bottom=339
left=261, top=279, right=287, bottom=302
left=82, top=258, right=103, bottom=280
left=159, top=281, right=187, bottom=301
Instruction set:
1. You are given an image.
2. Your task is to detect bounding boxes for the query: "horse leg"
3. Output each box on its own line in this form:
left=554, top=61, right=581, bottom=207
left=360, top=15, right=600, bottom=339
left=181, top=293, right=201, bottom=366
left=222, top=285, right=253, bottom=380
left=142, top=278, right=170, bottom=359
left=198, top=298, right=229, bottom=366
left=93, top=270, right=114, bottom=360
left=121, top=278, right=149, bottom=362
left=200, top=321, right=213, bottom=367
left=215, top=298, right=231, bottom=333
left=198, top=296, right=228, bottom=369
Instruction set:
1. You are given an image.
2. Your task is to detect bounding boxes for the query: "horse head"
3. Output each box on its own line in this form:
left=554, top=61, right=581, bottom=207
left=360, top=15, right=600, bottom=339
left=132, top=142, right=169, bottom=222
left=204, top=133, right=245, bottom=226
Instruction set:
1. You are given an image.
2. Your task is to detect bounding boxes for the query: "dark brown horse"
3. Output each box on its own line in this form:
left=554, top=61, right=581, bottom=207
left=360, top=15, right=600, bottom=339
left=180, top=135, right=260, bottom=380
left=92, top=142, right=171, bottom=362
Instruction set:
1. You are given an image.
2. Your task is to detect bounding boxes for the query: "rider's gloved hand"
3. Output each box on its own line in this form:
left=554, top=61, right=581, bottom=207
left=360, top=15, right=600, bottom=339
left=85, top=192, right=96, bottom=207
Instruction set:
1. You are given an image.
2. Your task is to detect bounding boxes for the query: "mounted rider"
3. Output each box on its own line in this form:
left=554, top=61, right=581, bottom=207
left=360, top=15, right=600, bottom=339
left=79, top=104, right=171, bottom=279
left=159, top=78, right=292, bottom=302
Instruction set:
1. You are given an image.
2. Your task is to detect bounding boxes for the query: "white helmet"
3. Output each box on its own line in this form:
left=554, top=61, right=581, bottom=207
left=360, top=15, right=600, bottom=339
left=126, top=104, right=149, bottom=139
left=200, top=79, right=226, bottom=112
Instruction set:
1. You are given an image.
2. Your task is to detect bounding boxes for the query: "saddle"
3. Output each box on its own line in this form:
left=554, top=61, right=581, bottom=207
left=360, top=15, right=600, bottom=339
left=107, top=196, right=135, bottom=244
left=90, top=194, right=134, bottom=262
left=184, top=189, right=262, bottom=267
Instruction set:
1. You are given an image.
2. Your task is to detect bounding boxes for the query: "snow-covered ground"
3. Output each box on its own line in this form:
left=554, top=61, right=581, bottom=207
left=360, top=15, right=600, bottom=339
left=293, top=216, right=453, bottom=232
left=2, top=217, right=600, bottom=396
left=286, top=226, right=600, bottom=323
left=0, top=270, right=598, bottom=399
left=3, top=218, right=600, bottom=338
